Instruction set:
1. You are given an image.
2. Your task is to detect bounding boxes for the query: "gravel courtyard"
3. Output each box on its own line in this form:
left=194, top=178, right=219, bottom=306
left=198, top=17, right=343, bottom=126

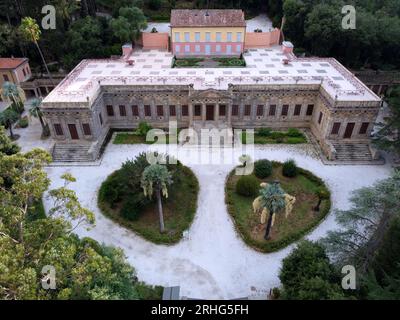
left=42, top=141, right=392, bottom=299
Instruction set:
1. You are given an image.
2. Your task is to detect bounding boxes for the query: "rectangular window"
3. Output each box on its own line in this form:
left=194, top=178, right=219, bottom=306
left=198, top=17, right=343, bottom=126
left=359, top=122, right=369, bottom=134
left=205, top=32, right=211, bottom=42
left=184, top=32, right=190, bottom=42
left=226, top=45, right=232, bottom=54
left=157, top=105, right=164, bottom=116
left=236, top=32, right=242, bottom=41
left=22, top=69, right=26, bottom=77
left=232, top=105, right=239, bottom=116
left=269, top=105, right=276, bottom=116
left=82, top=123, right=91, bottom=136
left=169, top=105, right=176, bottom=116
left=174, top=32, right=180, bottom=42
left=216, top=32, right=221, bottom=42
left=219, top=105, right=226, bottom=116
left=227, top=32, right=232, bottom=42
left=106, top=105, right=114, bottom=117
left=318, top=112, right=323, bottom=124
left=144, top=105, right=151, bottom=117
left=131, top=105, right=139, bottom=116
left=54, top=123, right=63, bottom=136
left=216, top=45, right=221, bottom=53
left=185, top=45, right=190, bottom=53
left=175, top=44, right=180, bottom=53
left=194, top=104, right=201, bottom=116
left=195, top=45, right=200, bottom=53
left=195, top=32, right=200, bottom=42
left=99, top=113, right=103, bottom=126
left=244, top=105, right=251, bottom=116
left=331, top=122, right=341, bottom=135
left=306, top=104, right=314, bottom=116
left=281, top=105, right=289, bottom=116
left=119, top=105, right=126, bottom=117
left=294, top=104, right=302, bottom=116
left=181, top=105, right=188, bottom=116
left=3, top=74, right=9, bottom=82
left=257, top=105, right=264, bottom=116
left=236, top=44, right=241, bottom=53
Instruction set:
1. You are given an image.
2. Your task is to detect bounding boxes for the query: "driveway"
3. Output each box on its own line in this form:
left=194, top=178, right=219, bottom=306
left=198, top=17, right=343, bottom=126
left=42, top=142, right=392, bottom=299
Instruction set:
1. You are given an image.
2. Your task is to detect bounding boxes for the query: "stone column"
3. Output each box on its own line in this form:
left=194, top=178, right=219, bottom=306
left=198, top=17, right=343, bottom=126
left=202, top=103, right=206, bottom=124
left=227, top=104, right=232, bottom=126
left=215, top=104, right=219, bottom=124
left=189, top=103, right=193, bottom=126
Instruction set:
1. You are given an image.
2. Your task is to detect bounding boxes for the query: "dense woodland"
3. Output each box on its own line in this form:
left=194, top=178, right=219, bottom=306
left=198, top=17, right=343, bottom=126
left=0, top=0, right=399, bottom=72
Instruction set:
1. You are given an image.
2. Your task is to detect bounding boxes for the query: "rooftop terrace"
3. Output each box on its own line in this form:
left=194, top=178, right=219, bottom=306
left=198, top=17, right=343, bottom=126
left=42, top=46, right=380, bottom=107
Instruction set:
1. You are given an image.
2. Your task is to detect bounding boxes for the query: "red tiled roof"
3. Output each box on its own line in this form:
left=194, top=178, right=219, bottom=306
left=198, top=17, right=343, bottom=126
left=170, top=9, right=246, bottom=27
left=0, top=58, right=28, bottom=70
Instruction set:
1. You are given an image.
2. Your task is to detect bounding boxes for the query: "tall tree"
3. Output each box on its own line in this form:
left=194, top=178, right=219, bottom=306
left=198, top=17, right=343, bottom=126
left=259, top=181, right=286, bottom=239
left=19, top=17, right=54, bottom=85
left=29, top=98, right=49, bottom=137
left=0, top=82, right=25, bottom=113
left=321, top=171, right=400, bottom=273
left=110, top=6, right=147, bottom=45
left=279, top=240, right=345, bottom=300
left=0, top=108, right=19, bottom=140
left=141, top=164, right=172, bottom=233
left=373, top=86, right=400, bottom=158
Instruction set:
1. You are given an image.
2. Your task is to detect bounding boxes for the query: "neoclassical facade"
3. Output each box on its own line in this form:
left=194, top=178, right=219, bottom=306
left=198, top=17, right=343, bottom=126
left=42, top=43, right=381, bottom=162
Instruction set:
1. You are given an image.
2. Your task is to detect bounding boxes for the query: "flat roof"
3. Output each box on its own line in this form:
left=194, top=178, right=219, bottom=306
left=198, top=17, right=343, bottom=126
left=42, top=46, right=380, bottom=107
left=170, top=9, right=246, bottom=28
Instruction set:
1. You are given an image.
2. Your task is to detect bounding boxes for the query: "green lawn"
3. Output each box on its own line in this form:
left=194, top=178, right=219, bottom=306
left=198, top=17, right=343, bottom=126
left=225, top=162, right=331, bottom=253
left=99, top=166, right=199, bottom=244
left=241, top=128, right=307, bottom=144
left=113, top=132, right=181, bottom=144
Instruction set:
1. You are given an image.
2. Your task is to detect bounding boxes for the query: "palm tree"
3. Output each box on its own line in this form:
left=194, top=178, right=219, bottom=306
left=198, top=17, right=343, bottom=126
left=141, top=164, right=172, bottom=233
left=19, top=17, right=54, bottom=85
left=259, top=181, right=286, bottom=240
left=29, top=98, right=49, bottom=137
left=0, top=108, right=19, bottom=140
left=0, top=82, right=25, bottom=113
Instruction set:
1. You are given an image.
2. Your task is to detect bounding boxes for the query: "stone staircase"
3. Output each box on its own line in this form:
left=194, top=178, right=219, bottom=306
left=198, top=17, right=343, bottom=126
left=52, top=143, right=94, bottom=162
left=187, top=121, right=237, bottom=147
left=331, top=142, right=380, bottom=163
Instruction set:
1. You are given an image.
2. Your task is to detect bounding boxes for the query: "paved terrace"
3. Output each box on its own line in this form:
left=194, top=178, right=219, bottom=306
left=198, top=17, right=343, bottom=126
left=42, top=46, right=380, bottom=107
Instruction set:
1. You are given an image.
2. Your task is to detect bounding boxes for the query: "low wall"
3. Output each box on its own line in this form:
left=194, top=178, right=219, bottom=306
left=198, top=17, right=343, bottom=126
left=244, top=28, right=281, bottom=49
left=141, top=32, right=169, bottom=50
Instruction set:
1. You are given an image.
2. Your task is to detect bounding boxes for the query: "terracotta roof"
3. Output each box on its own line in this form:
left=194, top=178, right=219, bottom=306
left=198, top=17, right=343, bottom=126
left=0, top=58, right=28, bottom=70
left=170, top=9, right=246, bottom=27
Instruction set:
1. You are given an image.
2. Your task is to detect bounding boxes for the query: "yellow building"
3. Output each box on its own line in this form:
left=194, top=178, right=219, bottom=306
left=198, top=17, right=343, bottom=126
left=170, top=9, right=246, bottom=57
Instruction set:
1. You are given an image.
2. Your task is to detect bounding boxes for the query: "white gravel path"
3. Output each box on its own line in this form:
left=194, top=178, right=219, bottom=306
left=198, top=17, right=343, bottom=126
left=43, top=142, right=392, bottom=299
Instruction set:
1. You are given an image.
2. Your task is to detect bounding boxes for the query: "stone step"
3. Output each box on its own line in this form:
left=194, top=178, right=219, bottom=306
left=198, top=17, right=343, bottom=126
left=52, top=143, right=93, bottom=162
left=331, top=142, right=374, bottom=162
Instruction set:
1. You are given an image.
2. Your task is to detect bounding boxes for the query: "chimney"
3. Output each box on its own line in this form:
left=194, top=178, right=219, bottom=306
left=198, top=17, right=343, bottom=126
left=282, top=41, right=294, bottom=54
left=122, top=43, right=133, bottom=59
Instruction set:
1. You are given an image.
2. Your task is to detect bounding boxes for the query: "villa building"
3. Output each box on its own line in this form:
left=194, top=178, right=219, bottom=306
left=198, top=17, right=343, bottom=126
left=41, top=10, right=382, bottom=163
left=0, top=58, right=31, bottom=87
left=170, top=9, right=246, bottom=57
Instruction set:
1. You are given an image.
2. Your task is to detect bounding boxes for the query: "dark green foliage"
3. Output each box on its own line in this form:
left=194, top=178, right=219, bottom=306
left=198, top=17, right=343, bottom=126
left=121, top=194, right=150, bottom=221
left=282, top=159, right=298, bottom=177
left=279, top=240, right=345, bottom=300
left=0, top=126, right=20, bottom=155
left=18, top=118, right=29, bottom=128
left=136, top=121, right=152, bottom=136
left=254, top=159, right=272, bottom=178
left=257, top=128, right=271, bottom=137
left=235, top=175, right=259, bottom=197
left=287, top=128, right=302, bottom=137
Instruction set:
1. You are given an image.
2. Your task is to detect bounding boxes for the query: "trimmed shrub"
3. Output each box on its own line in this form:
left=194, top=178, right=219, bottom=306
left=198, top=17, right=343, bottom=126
left=286, top=137, right=305, bottom=144
left=235, top=175, right=259, bottom=197
left=120, top=194, right=150, bottom=221
left=287, top=128, right=303, bottom=137
left=282, top=159, right=298, bottom=177
left=136, top=121, right=152, bottom=136
left=254, top=159, right=272, bottom=178
left=18, top=117, right=28, bottom=128
left=270, top=131, right=285, bottom=140
left=257, top=128, right=271, bottom=137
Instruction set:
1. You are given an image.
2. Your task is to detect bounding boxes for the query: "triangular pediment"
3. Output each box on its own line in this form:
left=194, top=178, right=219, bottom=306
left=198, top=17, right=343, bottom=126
left=190, top=89, right=231, bottom=100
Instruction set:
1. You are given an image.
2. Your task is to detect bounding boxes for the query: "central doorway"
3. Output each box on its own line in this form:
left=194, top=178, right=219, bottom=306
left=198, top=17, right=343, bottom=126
left=206, top=104, right=214, bottom=120
left=343, top=122, right=355, bottom=139
left=68, top=124, right=79, bottom=140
